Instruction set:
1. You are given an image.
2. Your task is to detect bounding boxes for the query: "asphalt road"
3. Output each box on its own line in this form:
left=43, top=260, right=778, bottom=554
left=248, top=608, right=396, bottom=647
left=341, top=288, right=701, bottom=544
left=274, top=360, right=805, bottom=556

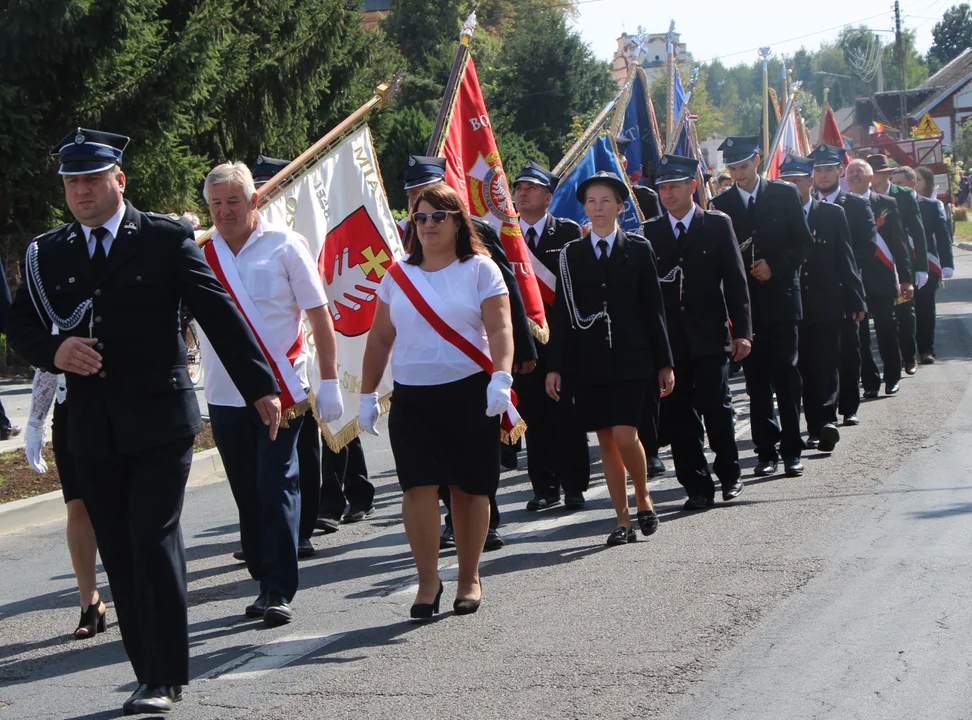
left=2, top=253, right=972, bottom=719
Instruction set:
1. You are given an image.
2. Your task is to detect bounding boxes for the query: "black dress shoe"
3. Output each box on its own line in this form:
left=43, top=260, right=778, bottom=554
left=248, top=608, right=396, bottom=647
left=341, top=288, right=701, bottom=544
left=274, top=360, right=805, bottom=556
left=683, top=495, right=715, bottom=510
left=123, top=684, right=147, bottom=712
left=806, top=437, right=820, bottom=450
left=842, top=414, right=860, bottom=426
left=885, top=382, right=900, bottom=395
left=920, top=353, right=935, bottom=365
left=297, top=537, right=315, bottom=559
left=245, top=592, right=268, bottom=618
left=817, top=424, right=840, bottom=453
left=606, top=526, right=636, bottom=546
left=125, top=685, right=182, bottom=715
left=722, top=481, right=744, bottom=502
left=0, top=425, right=21, bottom=441
left=343, top=507, right=374, bottom=523
left=904, top=362, right=918, bottom=376
left=483, top=528, right=505, bottom=551
left=753, top=460, right=778, bottom=477
left=264, top=593, right=293, bottom=625
left=647, top=455, right=666, bottom=478
left=783, top=457, right=804, bottom=477
left=232, top=549, right=246, bottom=562
left=526, top=494, right=561, bottom=511
left=410, top=581, right=443, bottom=621
left=315, top=516, right=340, bottom=533
left=454, top=580, right=483, bottom=615
left=636, top=509, right=659, bottom=535
left=563, top=492, right=585, bottom=510
left=863, top=389, right=879, bottom=399
left=439, top=524, right=455, bottom=549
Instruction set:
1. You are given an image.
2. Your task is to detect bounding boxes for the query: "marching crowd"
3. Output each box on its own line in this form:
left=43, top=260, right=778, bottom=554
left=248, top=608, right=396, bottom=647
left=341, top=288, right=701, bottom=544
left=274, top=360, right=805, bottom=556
left=3, top=124, right=955, bottom=715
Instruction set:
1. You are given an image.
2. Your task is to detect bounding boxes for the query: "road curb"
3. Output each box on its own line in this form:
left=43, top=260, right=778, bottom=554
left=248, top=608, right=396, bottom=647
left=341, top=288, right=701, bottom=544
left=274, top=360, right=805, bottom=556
left=0, top=447, right=225, bottom=537
left=957, top=242, right=972, bottom=252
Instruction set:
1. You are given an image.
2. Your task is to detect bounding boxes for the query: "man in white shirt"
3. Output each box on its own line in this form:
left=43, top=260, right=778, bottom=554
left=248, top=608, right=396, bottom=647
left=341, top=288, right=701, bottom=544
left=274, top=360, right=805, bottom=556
left=202, top=162, right=343, bottom=625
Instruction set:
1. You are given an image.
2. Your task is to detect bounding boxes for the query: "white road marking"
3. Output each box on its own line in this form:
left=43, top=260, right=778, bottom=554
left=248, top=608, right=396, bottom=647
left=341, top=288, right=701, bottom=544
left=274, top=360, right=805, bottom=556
left=204, top=632, right=346, bottom=681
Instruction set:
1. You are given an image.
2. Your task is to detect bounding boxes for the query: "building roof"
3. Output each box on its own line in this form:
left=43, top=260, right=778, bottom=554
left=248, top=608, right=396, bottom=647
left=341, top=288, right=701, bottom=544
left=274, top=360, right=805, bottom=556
left=362, top=0, right=391, bottom=10
left=856, top=88, right=942, bottom=127
left=808, top=106, right=855, bottom=139
left=920, top=48, right=972, bottom=91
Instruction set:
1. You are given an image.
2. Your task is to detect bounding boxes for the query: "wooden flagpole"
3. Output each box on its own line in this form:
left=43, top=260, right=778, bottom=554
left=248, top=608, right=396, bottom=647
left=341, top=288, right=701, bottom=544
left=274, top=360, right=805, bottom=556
left=427, top=13, right=477, bottom=157
left=759, top=47, right=771, bottom=167
left=666, top=21, right=676, bottom=148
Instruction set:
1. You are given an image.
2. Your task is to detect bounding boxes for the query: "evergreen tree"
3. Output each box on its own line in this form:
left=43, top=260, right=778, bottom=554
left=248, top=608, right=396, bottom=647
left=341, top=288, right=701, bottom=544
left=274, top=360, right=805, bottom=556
left=930, top=4, right=972, bottom=67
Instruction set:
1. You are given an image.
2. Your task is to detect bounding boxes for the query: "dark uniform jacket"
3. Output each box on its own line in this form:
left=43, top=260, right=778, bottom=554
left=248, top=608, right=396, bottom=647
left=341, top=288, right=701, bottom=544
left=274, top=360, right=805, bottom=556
left=472, top=217, right=537, bottom=364
left=526, top=213, right=582, bottom=285
left=709, top=178, right=813, bottom=325
left=802, top=200, right=867, bottom=323
left=642, top=206, right=751, bottom=363
left=6, top=202, right=280, bottom=457
left=918, top=196, right=954, bottom=271
left=547, top=229, right=673, bottom=383
left=828, top=190, right=876, bottom=274
left=866, top=191, right=914, bottom=296
left=633, top=185, right=663, bottom=220
left=889, top=184, right=928, bottom=275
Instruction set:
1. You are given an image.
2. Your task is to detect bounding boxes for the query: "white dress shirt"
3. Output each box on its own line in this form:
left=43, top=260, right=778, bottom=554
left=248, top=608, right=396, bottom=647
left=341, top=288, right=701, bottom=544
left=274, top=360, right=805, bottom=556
left=376, top=254, right=507, bottom=386
left=201, top=217, right=328, bottom=407
left=668, top=204, right=696, bottom=235
left=737, top=182, right=759, bottom=207
left=803, top=199, right=812, bottom=218
left=590, top=226, right=619, bottom=258
left=80, top=202, right=126, bottom=258
left=818, top=188, right=841, bottom=204
left=519, top=215, right=548, bottom=244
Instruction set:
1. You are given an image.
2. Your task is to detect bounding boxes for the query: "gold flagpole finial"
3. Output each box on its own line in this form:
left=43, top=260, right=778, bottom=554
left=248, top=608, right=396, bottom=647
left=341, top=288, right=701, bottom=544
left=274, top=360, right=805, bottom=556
left=460, top=12, right=477, bottom=45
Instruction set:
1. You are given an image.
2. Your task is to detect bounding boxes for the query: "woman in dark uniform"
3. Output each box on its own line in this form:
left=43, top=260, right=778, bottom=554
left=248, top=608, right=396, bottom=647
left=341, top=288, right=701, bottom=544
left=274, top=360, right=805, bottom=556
left=546, top=171, right=674, bottom=546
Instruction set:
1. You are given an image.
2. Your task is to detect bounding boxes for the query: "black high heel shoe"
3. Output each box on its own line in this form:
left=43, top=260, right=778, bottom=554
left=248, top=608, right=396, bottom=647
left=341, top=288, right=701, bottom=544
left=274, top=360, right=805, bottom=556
left=75, top=599, right=107, bottom=640
left=410, top=581, right=443, bottom=621
left=454, top=579, right=483, bottom=616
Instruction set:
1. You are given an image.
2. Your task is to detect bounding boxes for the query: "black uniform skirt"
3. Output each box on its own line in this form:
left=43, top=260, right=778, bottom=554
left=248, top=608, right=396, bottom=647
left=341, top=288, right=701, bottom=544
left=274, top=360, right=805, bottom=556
left=51, top=401, right=81, bottom=503
left=389, top=372, right=500, bottom=496
left=574, top=380, right=649, bottom=433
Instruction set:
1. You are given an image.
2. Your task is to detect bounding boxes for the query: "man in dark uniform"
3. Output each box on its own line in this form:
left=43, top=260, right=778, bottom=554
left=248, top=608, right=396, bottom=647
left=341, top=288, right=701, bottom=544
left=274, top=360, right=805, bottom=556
left=710, top=136, right=813, bottom=477
left=779, top=154, right=866, bottom=453
left=6, top=128, right=280, bottom=715
left=897, top=165, right=955, bottom=363
left=868, top=155, right=928, bottom=377
left=844, top=158, right=915, bottom=397
left=810, top=144, right=873, bottom=426
left=399, top=156, right=537, bottom=551
left=511, top=161, right=590, bottom=511
left=642, top=155, right=752, bottom=509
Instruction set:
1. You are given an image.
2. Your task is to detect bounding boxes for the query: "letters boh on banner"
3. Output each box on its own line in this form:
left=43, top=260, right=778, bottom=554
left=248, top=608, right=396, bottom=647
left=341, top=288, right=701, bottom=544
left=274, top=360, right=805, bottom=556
left=439, top=57, right=548, bottom=342
left=261, top=125, right=404, bottom=451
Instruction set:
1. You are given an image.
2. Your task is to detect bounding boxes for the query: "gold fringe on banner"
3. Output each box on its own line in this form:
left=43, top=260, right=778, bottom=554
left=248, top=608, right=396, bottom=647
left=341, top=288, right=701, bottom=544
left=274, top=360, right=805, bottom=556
left=529, top=318, right=550, bottom=345
left=316, top=391, right=394, bottom=453
left=501, top=417, right=527, bottom=446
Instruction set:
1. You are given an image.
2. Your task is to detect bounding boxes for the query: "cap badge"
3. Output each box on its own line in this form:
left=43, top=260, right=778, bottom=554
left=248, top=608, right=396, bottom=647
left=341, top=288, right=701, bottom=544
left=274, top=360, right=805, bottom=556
left=75, top=132, right=85, bottom=145
left=660, top=157, right=668, bottom=164
left=408, top=157, right=416, bottom=166
left=726, top=139, right=734, bottom=147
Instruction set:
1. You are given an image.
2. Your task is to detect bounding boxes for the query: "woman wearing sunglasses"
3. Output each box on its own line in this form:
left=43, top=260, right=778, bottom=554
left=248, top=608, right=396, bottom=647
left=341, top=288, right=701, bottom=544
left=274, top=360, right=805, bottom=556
left=359, top=183, right=514, bottom=619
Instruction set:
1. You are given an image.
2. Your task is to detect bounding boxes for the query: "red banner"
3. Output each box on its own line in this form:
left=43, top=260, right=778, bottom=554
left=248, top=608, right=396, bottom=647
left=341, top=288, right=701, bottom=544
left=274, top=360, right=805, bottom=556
left=440, top=57, right=547, bottom=340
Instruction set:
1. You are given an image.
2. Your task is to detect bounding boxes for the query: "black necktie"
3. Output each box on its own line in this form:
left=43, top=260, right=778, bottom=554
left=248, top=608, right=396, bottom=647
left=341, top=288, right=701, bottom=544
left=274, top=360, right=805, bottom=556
left=90, top=227, right=108, bottom=272
left=597, top=239, right=609, bottom=266
left=747, top=194, right=756, bottom=219
left=675, top=221, right=686, bottom=240
left=526, top=226, right=537, bottom=252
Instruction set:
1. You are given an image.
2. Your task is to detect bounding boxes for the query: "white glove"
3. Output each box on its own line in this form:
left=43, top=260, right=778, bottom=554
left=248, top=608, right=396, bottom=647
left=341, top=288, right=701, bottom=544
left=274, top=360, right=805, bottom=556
left=315, top=379, right=344, bottom=424
left=24, top=426, right=48, bottom=474
left=485, top=371, right=514, bottom=417
left=943, top=267, right=954, bottom=279
left=358, top=392, right=380, bottom=436
left=915, top=271, right=928, bottom=289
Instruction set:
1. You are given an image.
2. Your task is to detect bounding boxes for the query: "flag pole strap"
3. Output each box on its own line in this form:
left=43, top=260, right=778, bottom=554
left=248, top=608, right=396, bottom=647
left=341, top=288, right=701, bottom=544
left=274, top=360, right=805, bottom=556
left=196, top=77, right=399, bottom=247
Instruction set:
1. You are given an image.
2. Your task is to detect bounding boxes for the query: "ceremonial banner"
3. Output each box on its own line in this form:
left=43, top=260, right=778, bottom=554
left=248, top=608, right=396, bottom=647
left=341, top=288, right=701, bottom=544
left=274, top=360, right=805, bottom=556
left=260, top=125, right=404, bottom=451
left=673, top=67, right=688, bottom=156
left=768, top=108, right=802, bottom=179
left=550, top=134, right=644, bottom=234
left=436, top=56, right=548, bottom=342
left=616, top=66, right=663, bottom=184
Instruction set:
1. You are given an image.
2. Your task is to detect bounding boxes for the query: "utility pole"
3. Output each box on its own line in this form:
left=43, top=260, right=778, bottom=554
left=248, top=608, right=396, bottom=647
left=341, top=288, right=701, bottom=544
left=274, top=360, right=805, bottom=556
left=895, top=0, right=908, bottom=136
left=875, top=34, right=884, bottom=93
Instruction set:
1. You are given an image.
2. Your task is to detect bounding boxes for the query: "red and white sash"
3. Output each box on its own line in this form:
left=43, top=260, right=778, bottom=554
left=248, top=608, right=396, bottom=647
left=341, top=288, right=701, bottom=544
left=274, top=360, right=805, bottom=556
left=526, top=246, right=557, bottom=307
left=874, top=231, right=896, bottom=272
left=928, top=252, right=942, bottom=279
left=387, top=261, right=524, bottom=440
left=204, top=238, right=307, bottom=412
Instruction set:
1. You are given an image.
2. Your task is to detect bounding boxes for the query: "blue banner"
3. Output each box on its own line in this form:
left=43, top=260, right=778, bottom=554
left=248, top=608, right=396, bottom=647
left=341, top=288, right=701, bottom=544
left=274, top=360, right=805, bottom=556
left=550, top=135, right=643, bottom=234
left=674, top=68, right=688, bottom=156
left=618, top=71, right=661, bottom=185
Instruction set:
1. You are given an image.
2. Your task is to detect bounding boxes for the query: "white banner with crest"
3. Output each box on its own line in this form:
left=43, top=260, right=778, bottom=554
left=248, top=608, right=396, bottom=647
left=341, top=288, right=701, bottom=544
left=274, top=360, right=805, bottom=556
left=260, top=125, right=403, bottom=451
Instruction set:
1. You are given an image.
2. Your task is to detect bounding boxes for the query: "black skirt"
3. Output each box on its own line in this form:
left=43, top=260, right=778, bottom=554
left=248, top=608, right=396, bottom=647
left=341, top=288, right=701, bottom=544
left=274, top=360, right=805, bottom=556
left=574, top=380, right=649, bottom=433
left=52, top=401, right=81, bottom=503
left=389, top=372, right=500, bottom=496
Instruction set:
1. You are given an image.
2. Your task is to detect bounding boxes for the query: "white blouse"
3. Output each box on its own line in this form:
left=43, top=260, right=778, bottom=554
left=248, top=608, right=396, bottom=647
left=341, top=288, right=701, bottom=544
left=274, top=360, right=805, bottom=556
left=376, top=254, right=507, bottom=386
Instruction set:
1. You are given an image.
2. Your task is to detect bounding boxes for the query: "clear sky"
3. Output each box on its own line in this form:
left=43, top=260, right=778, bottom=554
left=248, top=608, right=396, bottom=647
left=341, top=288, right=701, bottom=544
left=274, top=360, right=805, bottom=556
left=569, top=0, right=945, bottom=67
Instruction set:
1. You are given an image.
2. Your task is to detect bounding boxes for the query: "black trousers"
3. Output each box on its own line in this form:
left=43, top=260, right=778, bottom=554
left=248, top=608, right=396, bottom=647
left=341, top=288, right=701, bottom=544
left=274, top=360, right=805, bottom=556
left=296, top=409, right=322, bottom=540
left=440, top=485, right=500, bottom=531
left=514, top=364, right=589, bottom=498
left=0, top=399, right=9, bottom=430
left=638, top=380, right=662, bottom=456
left=915, top=274, right=939, bottom=355
left=800, top=320, right=841, bottom=436
left=860, top=294, right=901, bottom=391
left=319, top=436, right=373, bottom=520
left=838, top=317, right=862, bottom=417
left=75, top=436, right=194, bottom=686
left=662, top=354, right=738, bottom=498
left=211, top=405, right=303, bottom=602
left=743, top=320, right=803, bottom=461
left=895, top=299, right=918, bottom=366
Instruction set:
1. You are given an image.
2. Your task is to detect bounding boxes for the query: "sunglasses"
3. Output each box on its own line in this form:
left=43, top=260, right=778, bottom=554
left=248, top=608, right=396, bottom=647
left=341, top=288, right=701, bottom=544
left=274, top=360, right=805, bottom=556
left=411, top=210, right=457, bottom=225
